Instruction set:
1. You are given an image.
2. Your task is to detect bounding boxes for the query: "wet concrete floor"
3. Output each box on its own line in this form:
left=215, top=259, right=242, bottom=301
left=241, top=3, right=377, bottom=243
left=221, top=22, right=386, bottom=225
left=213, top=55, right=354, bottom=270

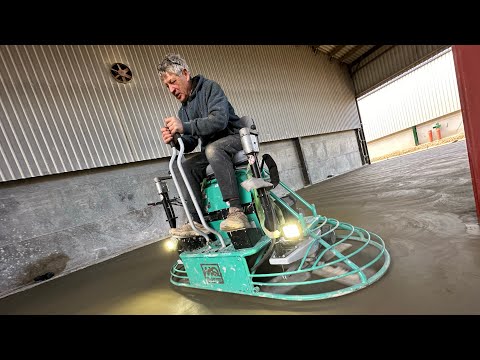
left=1, top=140, right=479, bottom=314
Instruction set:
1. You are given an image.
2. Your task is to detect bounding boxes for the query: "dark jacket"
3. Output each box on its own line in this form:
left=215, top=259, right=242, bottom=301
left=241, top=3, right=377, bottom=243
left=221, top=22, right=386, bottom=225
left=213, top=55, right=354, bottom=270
left=177, top=75, right=242, bottom=153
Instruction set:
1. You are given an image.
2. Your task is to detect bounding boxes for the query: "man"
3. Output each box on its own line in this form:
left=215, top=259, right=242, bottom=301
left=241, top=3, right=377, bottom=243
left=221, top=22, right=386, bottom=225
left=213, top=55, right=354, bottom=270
left=158, top=53, right=251, bottom=237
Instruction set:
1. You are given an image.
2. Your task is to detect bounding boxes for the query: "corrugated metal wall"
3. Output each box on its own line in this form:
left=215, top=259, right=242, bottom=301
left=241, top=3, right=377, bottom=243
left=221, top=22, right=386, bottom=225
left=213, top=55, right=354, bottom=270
left=352, top=45, right=449, bottom=97
left=0, top=45, right=359, bottom=182
left=357, top=48, right=461, bottom=142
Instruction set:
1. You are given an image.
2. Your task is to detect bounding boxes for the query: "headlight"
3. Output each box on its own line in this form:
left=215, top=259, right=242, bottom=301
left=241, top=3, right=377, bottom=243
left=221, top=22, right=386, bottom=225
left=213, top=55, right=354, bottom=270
left=282, top=223, right=301, bottom=240
left=164, top=237, right=178, bottom=251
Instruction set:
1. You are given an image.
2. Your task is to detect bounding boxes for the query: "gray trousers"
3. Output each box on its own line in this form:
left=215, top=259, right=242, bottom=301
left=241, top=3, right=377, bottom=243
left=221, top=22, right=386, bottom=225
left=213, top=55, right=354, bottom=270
left=172, top=134, right=244, bottom=218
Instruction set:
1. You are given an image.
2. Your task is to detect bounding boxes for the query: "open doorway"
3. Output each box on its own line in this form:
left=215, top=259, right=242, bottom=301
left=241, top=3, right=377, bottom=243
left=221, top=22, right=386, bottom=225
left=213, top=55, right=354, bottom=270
left=356, top=47, right=463, bottom=163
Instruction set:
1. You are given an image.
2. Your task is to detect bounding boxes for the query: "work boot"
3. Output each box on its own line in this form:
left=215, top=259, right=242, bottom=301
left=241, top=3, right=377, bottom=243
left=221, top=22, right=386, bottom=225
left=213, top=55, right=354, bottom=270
left=169, top=221, right=211, bottom=238
left=220, top=208, right=251, bottom=232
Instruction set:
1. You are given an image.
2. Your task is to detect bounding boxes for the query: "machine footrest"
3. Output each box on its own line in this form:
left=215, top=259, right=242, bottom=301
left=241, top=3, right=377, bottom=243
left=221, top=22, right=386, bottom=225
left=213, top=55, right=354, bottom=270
left=229, top=227, right=263, bottom=249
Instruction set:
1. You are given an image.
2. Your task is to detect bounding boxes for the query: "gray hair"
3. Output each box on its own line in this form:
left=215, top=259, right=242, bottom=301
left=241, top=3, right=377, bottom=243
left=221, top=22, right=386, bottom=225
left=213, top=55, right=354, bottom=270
left=157, top=53, right=190, bottom=79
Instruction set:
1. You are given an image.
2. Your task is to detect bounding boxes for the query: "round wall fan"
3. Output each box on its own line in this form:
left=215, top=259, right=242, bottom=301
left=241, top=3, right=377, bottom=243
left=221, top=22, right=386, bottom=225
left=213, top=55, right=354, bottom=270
left=110, top=63, right=133, bottom=84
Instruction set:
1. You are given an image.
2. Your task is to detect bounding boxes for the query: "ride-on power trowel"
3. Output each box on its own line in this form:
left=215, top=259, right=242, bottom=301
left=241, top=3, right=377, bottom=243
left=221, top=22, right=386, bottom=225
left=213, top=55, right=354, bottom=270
left=152, top=117, right=390, bottom=301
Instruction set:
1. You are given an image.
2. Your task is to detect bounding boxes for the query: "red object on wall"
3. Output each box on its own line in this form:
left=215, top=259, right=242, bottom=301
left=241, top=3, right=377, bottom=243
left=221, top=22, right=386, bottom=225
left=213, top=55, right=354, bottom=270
left=428, top=130, right=433, bottom=142
left=435, top=128, right=442, bottom=140
left=453, top=45, right=480, bottom=222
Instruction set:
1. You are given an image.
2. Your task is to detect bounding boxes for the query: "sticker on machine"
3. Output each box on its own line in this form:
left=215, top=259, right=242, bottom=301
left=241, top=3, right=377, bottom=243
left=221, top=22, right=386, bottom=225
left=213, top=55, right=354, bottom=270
left=201, top=264, right=224, bottom=284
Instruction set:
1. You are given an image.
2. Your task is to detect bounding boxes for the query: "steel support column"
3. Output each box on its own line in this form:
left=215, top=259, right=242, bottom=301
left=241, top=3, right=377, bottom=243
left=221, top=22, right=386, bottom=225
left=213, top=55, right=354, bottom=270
left=452, top=45, right=480, bottom=222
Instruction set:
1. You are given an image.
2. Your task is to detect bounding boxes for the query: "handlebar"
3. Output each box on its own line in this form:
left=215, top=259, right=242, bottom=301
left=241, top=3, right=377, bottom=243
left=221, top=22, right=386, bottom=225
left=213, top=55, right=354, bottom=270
left=169, top=132, right=181, bottom=148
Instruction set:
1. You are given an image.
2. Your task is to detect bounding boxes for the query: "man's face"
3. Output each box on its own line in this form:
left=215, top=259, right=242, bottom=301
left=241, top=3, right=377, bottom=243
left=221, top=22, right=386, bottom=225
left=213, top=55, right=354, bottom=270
left=162, top=70, right=191, bottom=103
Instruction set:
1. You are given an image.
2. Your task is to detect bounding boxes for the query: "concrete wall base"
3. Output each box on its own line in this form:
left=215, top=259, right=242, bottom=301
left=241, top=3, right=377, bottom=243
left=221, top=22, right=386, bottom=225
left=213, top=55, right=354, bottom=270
left=367, top=111, right=463, bottom=160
